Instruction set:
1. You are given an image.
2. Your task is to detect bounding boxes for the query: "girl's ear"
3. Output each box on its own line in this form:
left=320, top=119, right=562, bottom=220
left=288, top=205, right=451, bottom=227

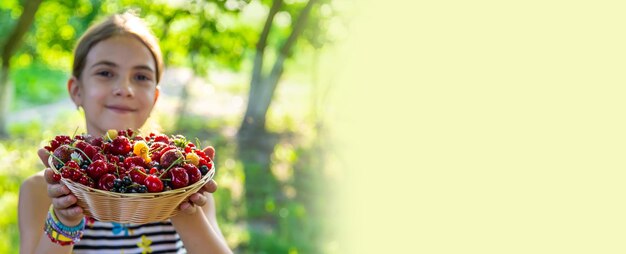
left=67, top=77, right=82, bottom=107
left=153, top=86, right=160, bottom=104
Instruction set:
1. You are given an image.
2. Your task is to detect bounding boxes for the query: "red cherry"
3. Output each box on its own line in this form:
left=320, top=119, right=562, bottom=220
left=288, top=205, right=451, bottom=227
left=106, top=154, right=120, bottom=164
left=149, top=142, right=169, bottom=161
left=98, top=174, right=116, bottom=191
left=84, top=145, right=99, bottom=160
left=111, top=136, right=131, bottom=155
left=52, top=172, right=61, bottom=182
left=118, top=130, right=128, bottom=137
left=79, top=175, right=91, bottom=186
left=129, top=166, right=147, bottom=184
left=160, top=150, right=182, bottom=169
left=87, top=160, right=108, bottom=181
left=50, top=140, right=61, bottom=151
left=169, top=167, right=189, bottom=189
left=183, top=163, right=201, bottom=184
left=144, top=175, right=163, bottom=192
left=75, top=141, right=88, bottom=151
left=61, top=168, right=72, bottom=179
left=154, top=135, right=169, bottom=144
left=89, top=137, right=104, bottom=147
left=66, top=161, right=79, bottom=169
left=93, top=153, right=106, bottom=162
left=70, top=169, right=82, bottom=181
left=124, top=156, right=146, bottom=169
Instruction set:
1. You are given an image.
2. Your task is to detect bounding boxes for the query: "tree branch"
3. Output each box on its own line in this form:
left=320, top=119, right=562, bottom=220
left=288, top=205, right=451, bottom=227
left=1, top=0, right=43, bottom=66
left=278, top=0, right=317, bottom=57
left=252, top=0, right=284, bottom=85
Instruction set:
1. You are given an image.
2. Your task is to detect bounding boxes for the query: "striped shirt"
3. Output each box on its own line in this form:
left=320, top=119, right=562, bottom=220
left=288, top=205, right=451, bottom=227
left=73, top=217, right=186, bottom=254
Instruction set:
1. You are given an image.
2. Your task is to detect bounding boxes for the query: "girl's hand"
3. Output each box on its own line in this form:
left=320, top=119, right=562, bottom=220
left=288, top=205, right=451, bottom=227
left=177, top=146, right=218, bottom=215
left=38, top=148, right=85, bottom=226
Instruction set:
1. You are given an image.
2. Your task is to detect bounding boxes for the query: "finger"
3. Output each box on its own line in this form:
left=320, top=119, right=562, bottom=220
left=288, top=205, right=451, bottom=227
left=44, top=168, right=60, bottom=184
left=51, top=195, right=77, bottom=209
left=38, top=148, right=51, bottom=168
left=202, top=146, right=215, bottom=160
left=178, top=201, right=196, bottom=214
left=200, top=179, right=218, bottom=193
left=189, top=193, right=207, bottom=207
left=56, top=206, right=84, bottom=220
left=47, top=184, right=70, bottom=198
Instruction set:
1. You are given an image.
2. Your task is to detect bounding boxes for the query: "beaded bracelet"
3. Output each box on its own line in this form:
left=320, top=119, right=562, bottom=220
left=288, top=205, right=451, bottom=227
left=44, top=205, right=85, bottom=246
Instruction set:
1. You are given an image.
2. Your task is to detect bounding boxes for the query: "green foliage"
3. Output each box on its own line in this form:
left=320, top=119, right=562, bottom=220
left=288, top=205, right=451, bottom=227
left=10, top=63, right=67, bottom=110
left=0, top=120, right=51, bottom=254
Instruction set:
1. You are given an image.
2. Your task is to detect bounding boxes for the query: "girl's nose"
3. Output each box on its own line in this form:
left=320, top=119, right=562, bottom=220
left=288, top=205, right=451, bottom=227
left=114, top=79, right=134, bottom=97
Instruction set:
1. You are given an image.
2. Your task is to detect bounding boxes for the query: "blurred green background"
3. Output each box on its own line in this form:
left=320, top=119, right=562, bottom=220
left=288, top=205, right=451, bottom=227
left=0, top=0, right=349, bottom=253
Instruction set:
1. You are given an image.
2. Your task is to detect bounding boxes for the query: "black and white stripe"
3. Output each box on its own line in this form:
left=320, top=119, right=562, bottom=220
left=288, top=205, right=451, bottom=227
left=73, top=220, right=186, bottom=254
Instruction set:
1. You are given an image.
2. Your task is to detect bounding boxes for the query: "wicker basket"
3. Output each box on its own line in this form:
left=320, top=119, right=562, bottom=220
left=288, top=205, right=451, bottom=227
left=49, top=156, right=215, bottom=224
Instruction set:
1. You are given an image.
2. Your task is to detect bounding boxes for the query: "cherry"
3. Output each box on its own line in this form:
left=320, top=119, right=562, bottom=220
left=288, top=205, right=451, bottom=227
left=129, top=166, right=147, bottom=184
left=160, top=150, right=182, bottom=169
left=124, top=156, right=146, bottom=169
left=70, top=169, right=82, bottom=181
left=50, top=140, right=60, bottom=151
left=97, top=174, right=117, bottom=191
left=111, top=136, right=131, bottom=155
left=118, top=130, right=128, bottom=137
left=144, top=175, right=163, bottom=193
left=169, top=167, right=189, bottom=189
left=84, top=145, right=99, bottom=160
left=87, top=160, right=108, bottom=181
left=66, top=160, right=79, bottom=169
left=154, top=135, right=170, bottom=144
left=93, top=153, right=106, bottom=162
left=51, top=172, right=61, bottom=182
left=182, top=163, right=201, bottom=184
left=79, top=175, right=91, bottom=186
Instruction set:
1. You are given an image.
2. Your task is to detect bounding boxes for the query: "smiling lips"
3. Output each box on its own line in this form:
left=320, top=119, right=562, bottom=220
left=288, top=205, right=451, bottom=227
left=106, top=105, right=137, bottom=114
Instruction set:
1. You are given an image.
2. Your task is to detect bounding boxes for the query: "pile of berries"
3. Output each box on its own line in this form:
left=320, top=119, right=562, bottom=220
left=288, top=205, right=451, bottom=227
left=45, top=129, right=214, bottom=193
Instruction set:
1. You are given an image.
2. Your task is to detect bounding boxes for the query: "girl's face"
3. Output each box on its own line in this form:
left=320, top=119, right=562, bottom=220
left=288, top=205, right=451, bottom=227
left=68, top=35, right=159, bottom=136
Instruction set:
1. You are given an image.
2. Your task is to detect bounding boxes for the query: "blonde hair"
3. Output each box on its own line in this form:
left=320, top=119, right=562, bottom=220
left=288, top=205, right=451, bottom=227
left=72, top=12, right=164, bottom=83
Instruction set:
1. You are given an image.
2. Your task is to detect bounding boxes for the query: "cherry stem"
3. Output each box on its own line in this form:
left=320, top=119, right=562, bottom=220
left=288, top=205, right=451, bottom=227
left=47, top=151, right=65, bottom=168
left=133, top=167, right=149, bottom=177
left=157, top=153, right=184, bottom=179
left=71, top=126, right=80, bottom=139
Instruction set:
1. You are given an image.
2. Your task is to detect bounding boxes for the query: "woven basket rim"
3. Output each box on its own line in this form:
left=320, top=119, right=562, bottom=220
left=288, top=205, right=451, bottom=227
left=49, top=155, right=215, bottom=197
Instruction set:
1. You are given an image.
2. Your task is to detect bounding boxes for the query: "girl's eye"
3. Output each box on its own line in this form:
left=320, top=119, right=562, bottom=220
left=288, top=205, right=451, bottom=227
left=97, top=71, right=113, bottom=77
left=135, top=74, right=151, bottom=81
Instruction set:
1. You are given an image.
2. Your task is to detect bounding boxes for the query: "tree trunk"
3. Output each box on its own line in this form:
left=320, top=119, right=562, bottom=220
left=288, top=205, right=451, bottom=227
left=238, top=0, right=318, bottom=140
left=238, top=0, right=284, bottom=141
left=0, top=0, right=43, bottom=137
left=0, top=66, right=10, bottom=138
left=235, top=0, right=321, bottom=246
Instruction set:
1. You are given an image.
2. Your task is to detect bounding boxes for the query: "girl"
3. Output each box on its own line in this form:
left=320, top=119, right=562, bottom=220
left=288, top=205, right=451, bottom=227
left=18, top=12, right=232, bottom=254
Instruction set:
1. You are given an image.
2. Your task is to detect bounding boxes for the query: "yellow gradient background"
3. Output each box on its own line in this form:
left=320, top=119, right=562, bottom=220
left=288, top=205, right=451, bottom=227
left=329, top=0, right=626, bottom=253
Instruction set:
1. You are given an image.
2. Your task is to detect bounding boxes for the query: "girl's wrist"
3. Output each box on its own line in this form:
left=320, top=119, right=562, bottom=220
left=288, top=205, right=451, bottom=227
left=53, top=208, right=84, bottom=227
left=46, top=205, right=85, bottom=246
left=170, top=208, right=205, bottom=226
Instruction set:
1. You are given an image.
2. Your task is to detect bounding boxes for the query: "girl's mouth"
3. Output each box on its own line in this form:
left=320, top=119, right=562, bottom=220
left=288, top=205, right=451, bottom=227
left=105, top=105, right=137, bottom=114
